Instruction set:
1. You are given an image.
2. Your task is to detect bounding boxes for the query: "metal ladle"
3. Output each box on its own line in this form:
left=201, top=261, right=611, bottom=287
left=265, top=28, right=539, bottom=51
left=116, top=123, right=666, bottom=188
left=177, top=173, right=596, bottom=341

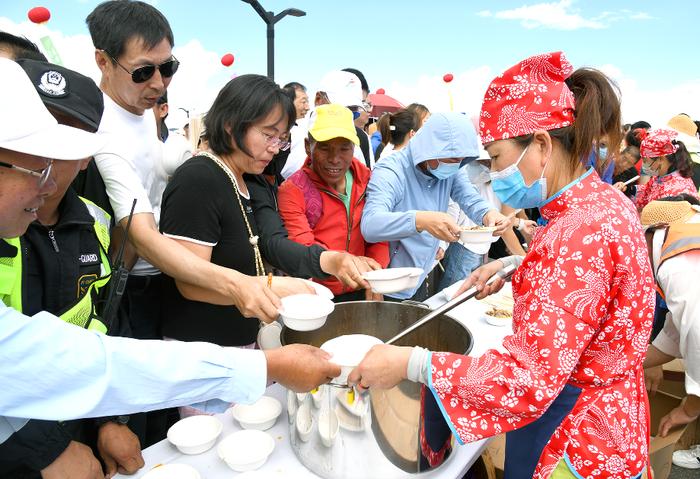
left=385, top=263, right=516, bottom=345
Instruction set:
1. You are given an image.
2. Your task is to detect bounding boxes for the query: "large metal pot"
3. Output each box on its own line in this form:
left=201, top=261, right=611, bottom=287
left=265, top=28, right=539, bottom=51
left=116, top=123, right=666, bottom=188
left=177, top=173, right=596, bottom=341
left=281, top=301, right=473, bottom=479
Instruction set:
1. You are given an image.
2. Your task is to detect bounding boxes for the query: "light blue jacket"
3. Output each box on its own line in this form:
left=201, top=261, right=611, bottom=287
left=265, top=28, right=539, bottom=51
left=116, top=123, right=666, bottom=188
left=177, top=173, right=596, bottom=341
left=361, top=113, right=493, bottom=299
left=0, top=300, right=266, bottom=443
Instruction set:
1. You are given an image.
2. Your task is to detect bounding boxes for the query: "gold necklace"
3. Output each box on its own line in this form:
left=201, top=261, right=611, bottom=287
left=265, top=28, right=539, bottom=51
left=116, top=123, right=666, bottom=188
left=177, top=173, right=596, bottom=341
left=199, top=151, right=266, bottom=276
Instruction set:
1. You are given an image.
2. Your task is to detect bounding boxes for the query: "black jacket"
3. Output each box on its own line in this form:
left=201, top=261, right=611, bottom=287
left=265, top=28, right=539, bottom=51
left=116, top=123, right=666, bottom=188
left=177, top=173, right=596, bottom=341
left=245, top=174, right=328, bottom=279
left=20, top=190, right=105, bottom=316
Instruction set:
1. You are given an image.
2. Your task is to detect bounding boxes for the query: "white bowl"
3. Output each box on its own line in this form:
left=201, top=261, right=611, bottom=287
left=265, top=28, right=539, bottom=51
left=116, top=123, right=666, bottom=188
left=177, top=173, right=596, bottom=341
left=311, top=386, right=326, bottom=409
left=335, top=403, right=365, bottom=432
left=217, top=430, right=275, bottom=472
left=286, top=390, right=297, bottom=420
left=321, top=334, right=383, bottom=385
left=279, top=294, right=335, bottom=331
left=484, top=308, right=512, bottom=327
left=300, top=279, right=334, bottom=299
left=387, top=267, right=423, bottom=290
left=257, top=321, right=282, bottom=350
left=459, top=226, right=498, bottom=244
left=336, top=388, right=369, bottom=417
left=318, top=407, right=339, bottom=447
left=166, top=415, right=222, bottom=455
left=362, top=268, right=415, bottom=294
left=295, top=402, right=313, bottom=442
left=232, top=396, right=282, bottom=431
left=142, top=464, right=201, bottom=479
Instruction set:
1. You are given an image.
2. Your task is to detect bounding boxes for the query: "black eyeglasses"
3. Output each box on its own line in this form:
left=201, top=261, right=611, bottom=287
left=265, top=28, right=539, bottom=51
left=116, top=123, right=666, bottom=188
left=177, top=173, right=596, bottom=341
left=106, top=51, right=180, bottom=83
left=0, top=159, right=53, bottom=188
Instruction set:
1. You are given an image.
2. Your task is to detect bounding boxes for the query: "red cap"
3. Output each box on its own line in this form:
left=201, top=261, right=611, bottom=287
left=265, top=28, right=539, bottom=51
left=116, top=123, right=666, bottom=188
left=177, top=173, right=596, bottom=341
left=479, top=51, right=575, bottom=144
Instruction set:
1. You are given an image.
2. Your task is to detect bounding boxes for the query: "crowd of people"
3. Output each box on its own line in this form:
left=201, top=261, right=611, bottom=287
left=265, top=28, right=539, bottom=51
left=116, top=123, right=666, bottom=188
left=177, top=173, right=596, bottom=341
left=1, top=1, right=699, bottom=478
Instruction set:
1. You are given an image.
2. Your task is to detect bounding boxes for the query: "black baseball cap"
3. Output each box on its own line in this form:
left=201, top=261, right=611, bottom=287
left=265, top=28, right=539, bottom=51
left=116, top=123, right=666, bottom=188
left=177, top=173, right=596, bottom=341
left=16, top=58, right=103, bottom=132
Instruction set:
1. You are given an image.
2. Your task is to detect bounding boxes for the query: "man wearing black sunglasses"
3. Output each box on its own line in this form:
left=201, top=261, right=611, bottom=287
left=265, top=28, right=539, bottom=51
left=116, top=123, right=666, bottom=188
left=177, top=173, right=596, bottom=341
left=85, top=0, right=301, bottom=446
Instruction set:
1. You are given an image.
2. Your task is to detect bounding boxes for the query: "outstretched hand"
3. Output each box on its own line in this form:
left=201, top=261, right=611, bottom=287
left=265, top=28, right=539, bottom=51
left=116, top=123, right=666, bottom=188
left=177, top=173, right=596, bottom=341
left=454, top=260, right=506, bottom=300
left=264, top=344, right=341, bottom=392
left=348, top=345, right=413, bottom=391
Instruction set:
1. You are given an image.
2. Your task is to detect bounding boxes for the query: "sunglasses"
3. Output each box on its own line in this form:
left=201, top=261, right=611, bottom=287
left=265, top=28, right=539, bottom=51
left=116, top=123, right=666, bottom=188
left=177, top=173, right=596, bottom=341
left=106, top=51, right=180, bottom=83
left=0, top=159, right=53, bottom=188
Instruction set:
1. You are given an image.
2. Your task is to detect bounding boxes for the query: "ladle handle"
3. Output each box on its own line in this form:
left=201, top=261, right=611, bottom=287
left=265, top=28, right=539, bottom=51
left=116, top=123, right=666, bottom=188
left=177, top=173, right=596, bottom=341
left=385, top=263, right=516, bottom=345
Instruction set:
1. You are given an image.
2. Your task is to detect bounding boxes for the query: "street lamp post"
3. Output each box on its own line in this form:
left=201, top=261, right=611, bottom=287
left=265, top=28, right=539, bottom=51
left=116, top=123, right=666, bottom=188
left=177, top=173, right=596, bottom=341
left=241, top=0, right=306, bottom=81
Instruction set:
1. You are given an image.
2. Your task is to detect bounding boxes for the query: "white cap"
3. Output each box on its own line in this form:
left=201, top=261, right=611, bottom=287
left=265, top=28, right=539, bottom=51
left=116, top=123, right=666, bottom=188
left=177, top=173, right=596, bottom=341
left=0, top=58, right=107, bottom=160
left=317, top=70, right=363, bottom=107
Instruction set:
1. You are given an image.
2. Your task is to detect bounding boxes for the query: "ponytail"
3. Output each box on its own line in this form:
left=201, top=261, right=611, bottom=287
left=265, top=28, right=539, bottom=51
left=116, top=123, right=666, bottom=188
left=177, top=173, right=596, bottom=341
left=512, top=68, right=622, bottom=177
left=668, top=140, right=693, bottom=178
left=377, top=113, right=391, bottom=147
left=563, top=68, right=622, bottom=175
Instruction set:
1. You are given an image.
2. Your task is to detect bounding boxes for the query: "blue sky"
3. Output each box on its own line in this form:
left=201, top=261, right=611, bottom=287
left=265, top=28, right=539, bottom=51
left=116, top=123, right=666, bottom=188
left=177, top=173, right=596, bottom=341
left=2, top=0, right=699, bottom=124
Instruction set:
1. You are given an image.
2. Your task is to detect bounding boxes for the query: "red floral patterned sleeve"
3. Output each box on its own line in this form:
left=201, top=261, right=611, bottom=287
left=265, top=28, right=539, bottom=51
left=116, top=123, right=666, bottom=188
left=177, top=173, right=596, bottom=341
left=430, top=226, right=610, bottom=443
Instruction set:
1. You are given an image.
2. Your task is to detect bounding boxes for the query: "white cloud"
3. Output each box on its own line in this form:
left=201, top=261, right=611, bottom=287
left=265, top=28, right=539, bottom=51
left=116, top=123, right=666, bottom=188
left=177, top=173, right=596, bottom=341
left=478, top=0, right=652, bottom=30
left=383, top=63, right=700, bottom=130
left=599, top=64, right=700, bottom=126
left=0, top=17, right=231, bottom=127
left=1, top=18, right=696, bottom=134
left=385, top=66, right=494, bottom=118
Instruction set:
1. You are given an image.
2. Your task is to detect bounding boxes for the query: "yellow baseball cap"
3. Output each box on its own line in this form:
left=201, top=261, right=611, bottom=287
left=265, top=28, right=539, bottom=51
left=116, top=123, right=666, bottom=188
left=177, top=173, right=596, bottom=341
left=308, top=104, right=360, bottom=145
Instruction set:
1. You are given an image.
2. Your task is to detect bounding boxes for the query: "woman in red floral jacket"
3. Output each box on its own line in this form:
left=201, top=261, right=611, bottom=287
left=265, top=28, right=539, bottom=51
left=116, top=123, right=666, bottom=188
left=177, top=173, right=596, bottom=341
left=349, top=52, right=655, bottom=479
left=630, top=128, right=699, bottom=211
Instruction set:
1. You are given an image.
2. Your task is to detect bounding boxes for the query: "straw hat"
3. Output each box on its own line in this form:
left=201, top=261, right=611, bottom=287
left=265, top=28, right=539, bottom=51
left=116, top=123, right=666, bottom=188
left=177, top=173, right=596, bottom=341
left=667, top=114, right=698, bottom=138
left=640, top=200, right=700, bottom=230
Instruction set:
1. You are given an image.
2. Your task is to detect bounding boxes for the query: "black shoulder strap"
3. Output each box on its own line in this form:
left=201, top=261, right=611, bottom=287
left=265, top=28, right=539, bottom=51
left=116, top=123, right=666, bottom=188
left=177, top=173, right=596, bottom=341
left=356, top=126, right=370, bottom=169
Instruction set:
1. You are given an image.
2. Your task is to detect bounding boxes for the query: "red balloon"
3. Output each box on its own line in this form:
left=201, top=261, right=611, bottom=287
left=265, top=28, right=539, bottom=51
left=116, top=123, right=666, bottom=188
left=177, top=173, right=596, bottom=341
left=221, top=53, right=235, bottom=67
left=376, top=88, right=385, bottom=95
left=443, top=73, right=454, bottom=83
left=28, top=6, right=51, bottom=24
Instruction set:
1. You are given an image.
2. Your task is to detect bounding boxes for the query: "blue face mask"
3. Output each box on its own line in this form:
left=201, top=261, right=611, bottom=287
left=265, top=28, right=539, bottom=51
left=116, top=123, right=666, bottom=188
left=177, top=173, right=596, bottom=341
left=430, top=160, right=462, bottom=180
left=490, top=146, right=549, bottom=209
left=599, top=146, right=608, bottom=161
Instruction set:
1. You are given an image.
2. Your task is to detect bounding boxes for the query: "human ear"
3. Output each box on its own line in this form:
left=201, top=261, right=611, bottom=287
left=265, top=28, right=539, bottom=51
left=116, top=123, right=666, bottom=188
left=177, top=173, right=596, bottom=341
left=94, top=50, right=109, bottom=73
left=531, top=130, right=553, bottom=167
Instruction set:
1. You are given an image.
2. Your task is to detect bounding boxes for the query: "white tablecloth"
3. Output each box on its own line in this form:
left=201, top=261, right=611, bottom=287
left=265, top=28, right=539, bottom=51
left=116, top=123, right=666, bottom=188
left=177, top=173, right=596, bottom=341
left=118, top=283, right=513, bottom=479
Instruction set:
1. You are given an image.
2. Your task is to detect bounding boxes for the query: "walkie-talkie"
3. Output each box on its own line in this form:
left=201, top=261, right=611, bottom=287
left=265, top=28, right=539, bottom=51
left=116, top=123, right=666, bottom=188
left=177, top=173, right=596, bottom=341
left=99, top=198, right=137, bottom=330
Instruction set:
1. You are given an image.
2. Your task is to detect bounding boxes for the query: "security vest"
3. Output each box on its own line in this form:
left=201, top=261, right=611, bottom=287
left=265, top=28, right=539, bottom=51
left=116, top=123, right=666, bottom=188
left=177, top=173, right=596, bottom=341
left=652, top=222, right=700, bottom=299
left=0, top=197, right=112, bottom=333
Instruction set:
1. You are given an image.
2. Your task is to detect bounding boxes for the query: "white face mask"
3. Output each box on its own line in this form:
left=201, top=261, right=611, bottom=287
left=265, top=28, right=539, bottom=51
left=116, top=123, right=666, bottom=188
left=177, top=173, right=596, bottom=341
left=467, top=161, right=491, bottom=185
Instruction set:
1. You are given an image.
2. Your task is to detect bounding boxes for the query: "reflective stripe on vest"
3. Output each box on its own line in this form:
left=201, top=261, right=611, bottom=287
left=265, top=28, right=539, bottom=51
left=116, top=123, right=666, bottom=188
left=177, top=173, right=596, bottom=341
left=654, top=223, right=700, bottom=300
left=0, top=198, right=112, bottom=333
left=659, top=223, right=700, bottom=265
left=0, top=237, right=22, bottom=311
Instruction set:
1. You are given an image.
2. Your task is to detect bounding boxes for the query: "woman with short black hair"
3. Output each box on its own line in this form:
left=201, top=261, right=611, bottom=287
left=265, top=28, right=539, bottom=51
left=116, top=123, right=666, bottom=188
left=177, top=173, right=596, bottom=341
left=159, top=74, right=311, bottom=416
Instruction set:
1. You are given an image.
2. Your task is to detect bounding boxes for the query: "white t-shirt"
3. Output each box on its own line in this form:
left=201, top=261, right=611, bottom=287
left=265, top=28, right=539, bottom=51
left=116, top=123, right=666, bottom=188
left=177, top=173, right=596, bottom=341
left=95, top=94, right=167, bottom=275
left=652, top=214, right=700, bottom=397
left=281, top=119, right=308, bottom=179
left=161, top=130, right=193, bottom=177
left=446, top=162, right=501, bottom=255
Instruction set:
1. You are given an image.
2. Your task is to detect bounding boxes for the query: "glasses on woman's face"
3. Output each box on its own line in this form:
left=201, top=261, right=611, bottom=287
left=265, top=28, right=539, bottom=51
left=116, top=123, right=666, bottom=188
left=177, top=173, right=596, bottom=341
left=0, top=159, right=53, bottom=188
left=107, top=52, right=180, bottom=83
left=254, top=128, right=291, bottom=151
